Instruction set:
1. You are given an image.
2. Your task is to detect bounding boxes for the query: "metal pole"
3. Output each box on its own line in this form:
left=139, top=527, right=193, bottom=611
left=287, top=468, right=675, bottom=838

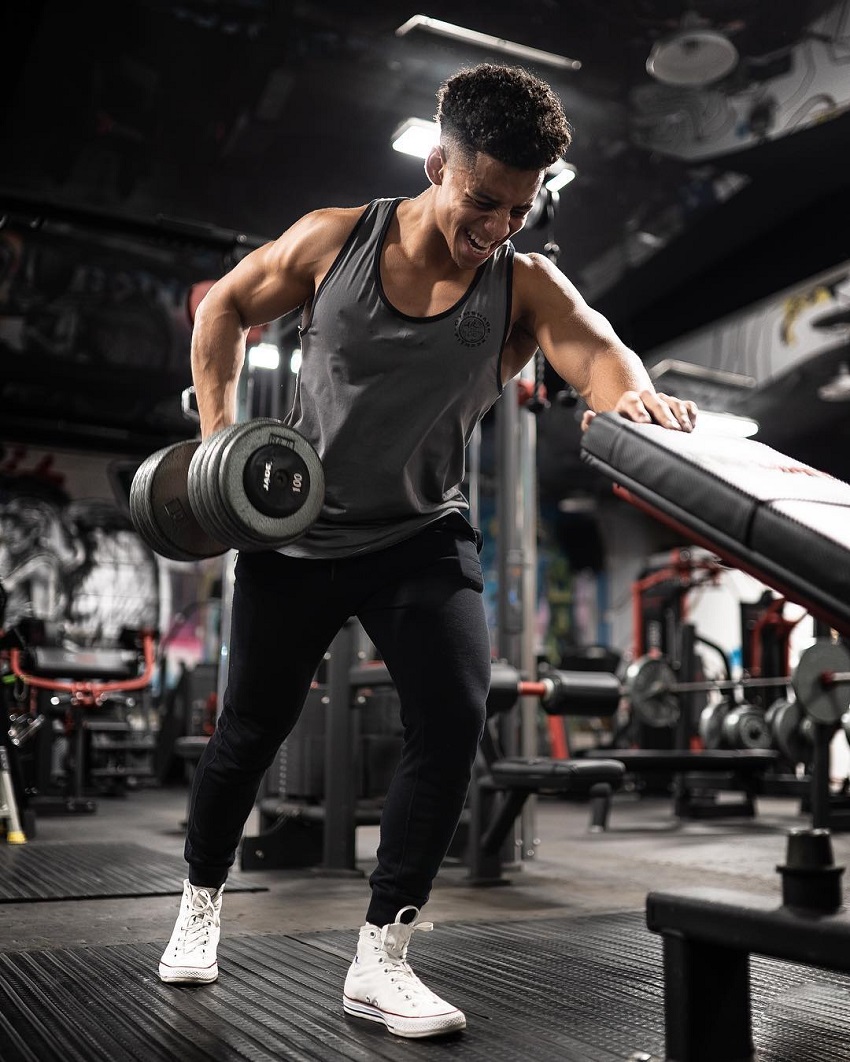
left=495, top=380, right=523, bottom=702
left=495, top=379, right=525, bottom=864
left=468, top=422, right=482, bottom=528
left=322, top=618, right=361, bottom=874
left=518, top=372, right=539, bottom=859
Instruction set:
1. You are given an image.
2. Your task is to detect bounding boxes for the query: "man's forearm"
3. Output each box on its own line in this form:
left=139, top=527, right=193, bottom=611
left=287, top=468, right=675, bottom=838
left=583, top=345, right=655, bottom=412
left=191, top=300, right=248, bottom=438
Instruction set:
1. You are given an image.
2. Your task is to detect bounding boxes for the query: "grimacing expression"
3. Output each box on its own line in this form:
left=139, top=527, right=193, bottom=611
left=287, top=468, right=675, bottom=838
left=432, top=148, right=544, bottom=268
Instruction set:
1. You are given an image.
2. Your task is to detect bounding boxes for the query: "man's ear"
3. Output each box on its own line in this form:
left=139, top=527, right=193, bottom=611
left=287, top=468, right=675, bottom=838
left=424, top=146, right=445, bottom=186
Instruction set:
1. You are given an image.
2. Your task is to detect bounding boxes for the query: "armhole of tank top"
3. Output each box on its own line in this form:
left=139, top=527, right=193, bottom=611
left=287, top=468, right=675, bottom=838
left=495, top=245, right=515, bottom=396
left=298, top=202, right=376, bottom=334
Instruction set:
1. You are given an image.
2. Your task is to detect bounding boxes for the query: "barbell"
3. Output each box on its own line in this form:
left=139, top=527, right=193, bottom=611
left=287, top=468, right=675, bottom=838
left=130, top=419, right=325, bottom=561
left=627, top=639, right=850, bottom=729
left=487, top=640, right=850, bottom=732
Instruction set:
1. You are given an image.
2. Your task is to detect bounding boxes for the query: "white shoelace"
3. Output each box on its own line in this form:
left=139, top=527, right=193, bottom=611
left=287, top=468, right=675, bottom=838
left=180, top=889, right=218, bottom=952
left=377, top=909, right=437, bottom=1003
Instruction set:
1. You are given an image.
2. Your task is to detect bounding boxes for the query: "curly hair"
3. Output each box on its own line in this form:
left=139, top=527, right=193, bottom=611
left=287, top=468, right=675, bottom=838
left=435, top=63, right=572, bottom=171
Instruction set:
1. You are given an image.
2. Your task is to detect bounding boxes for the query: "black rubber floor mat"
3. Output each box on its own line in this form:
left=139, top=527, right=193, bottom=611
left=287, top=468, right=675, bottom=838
left=0, top=911, right=848, bottom=1061
left=0, top=843, right=266, bottom=902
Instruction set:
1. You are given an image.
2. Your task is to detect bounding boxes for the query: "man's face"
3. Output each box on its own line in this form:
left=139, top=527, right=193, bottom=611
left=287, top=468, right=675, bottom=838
left=432, top=148, right=544, bottom=269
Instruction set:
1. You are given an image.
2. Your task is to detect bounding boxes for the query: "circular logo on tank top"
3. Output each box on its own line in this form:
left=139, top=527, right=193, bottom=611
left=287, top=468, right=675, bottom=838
left=455, top=310, right=491, bottom=347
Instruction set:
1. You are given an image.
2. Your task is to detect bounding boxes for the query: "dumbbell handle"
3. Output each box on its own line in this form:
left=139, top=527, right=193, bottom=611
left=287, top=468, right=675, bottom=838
left=519, top=680, right=548, bottom=697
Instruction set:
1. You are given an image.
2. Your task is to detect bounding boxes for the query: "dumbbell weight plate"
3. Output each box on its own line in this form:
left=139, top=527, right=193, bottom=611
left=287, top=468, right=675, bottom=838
left=149, top=440, right=229, bottom=560
left=132, top=440, right=229, bottom=561
left=188, top=428, right=235, bottom=549
left=625, top=655, right=681, bottom=728
left=215, top=419, right=324, bottom=545
left=129, top=452, right=160, bottom=552
left=210, top=425, right=267, bottom=549
left=185, top=436, right=216, bottom=545
left=191, top=426, right=262, bottom=552
left=698, top=698, right=731, bottom=750
left=151, top=440, right=231, bottom=560
left=768, top=698, right=810, bottom=765
left=140, top=452, right=179, bottom=559
left=131, top=449, right=182, bottom=560
left=721, top=705, right=771, bottom=750
left=792, top=640, right=850, bottom=725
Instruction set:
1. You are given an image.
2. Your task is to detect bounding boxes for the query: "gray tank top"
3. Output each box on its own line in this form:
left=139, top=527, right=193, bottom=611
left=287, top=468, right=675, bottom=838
left=281, top=197, right=514, bottom=558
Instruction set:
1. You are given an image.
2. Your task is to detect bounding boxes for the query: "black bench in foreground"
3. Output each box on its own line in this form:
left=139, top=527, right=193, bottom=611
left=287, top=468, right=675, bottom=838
left=581, top=414, right=850, bottom=1062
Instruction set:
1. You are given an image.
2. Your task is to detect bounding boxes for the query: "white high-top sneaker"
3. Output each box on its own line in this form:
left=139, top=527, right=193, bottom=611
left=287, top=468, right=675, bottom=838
left=158, top=879, right=224, bottom=984
left=343, top=905, right=466, bottom=1038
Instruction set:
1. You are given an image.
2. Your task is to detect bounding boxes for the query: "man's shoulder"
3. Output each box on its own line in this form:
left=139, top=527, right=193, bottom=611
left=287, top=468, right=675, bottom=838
left=510, top=250, right=551, bottom=301
left=511, top=249, right=551, bottom=276
left=510, top=249, right=581, bottom=320
left=295, top=204, right=371, bottom=249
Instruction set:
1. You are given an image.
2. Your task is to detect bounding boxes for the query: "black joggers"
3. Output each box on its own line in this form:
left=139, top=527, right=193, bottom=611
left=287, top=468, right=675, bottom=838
left=184, top=514, right=491, bottom=927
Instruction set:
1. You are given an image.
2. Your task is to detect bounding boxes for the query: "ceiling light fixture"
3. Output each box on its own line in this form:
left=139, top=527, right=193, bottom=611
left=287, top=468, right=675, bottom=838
left=395, top=15, right=582, bottom=72
left=545, top=160, right=577, bottom=192
left=646, top=13, right=738, bottom=87
left=391, top=117, right=439, bottom=159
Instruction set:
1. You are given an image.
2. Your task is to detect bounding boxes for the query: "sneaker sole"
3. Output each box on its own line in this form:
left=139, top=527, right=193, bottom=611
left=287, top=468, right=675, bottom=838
left=158, top=962, right=218, bottom=984
left=343, top=997, right=466, bottom=1038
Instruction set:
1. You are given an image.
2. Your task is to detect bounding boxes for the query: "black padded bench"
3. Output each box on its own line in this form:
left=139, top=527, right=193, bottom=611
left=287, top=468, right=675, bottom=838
left=580, top=412, right=850, bottom=637
left=581, top=413, right=850, bottom=825
left=583, top=747, right=779, bottom=818
left=580, top=414, right=850, bottom=1061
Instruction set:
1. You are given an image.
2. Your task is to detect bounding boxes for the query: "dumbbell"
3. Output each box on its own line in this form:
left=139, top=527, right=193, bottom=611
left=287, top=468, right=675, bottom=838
left=130, top=419, right=325, bottom=561
left=698, top=697, right=772, bottom=750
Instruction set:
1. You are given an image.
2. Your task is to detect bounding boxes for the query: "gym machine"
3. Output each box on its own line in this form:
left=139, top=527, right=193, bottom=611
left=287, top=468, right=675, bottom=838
left=581, top=411, right=850, bottom=1062
left=6, top=625, right=157, bottom=814
left=1, top=600, right=30, bottom=842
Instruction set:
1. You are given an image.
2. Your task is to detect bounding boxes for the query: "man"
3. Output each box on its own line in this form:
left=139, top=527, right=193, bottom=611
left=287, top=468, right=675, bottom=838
left=159, top=63, right=696, bottom=1038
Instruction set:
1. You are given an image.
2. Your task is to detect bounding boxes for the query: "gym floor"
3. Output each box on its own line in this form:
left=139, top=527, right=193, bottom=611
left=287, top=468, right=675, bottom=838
left=1, top=783, right=848, bottom=1060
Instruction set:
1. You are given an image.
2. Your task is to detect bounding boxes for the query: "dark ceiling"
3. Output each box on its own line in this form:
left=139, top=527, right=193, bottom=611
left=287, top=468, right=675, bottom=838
left=2, top=0, right=850, bottom=497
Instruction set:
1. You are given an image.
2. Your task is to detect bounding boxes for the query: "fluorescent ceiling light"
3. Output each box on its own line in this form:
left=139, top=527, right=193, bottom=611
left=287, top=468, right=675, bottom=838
left=545, top=162, right=577, bottom=192
left=694, top=410, right=759, bottom=438
left=247, top=343, right=280, bottom=370
left=392, top=117, right=439, bottom=159
left=396, top=15, right=581, bottom=71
